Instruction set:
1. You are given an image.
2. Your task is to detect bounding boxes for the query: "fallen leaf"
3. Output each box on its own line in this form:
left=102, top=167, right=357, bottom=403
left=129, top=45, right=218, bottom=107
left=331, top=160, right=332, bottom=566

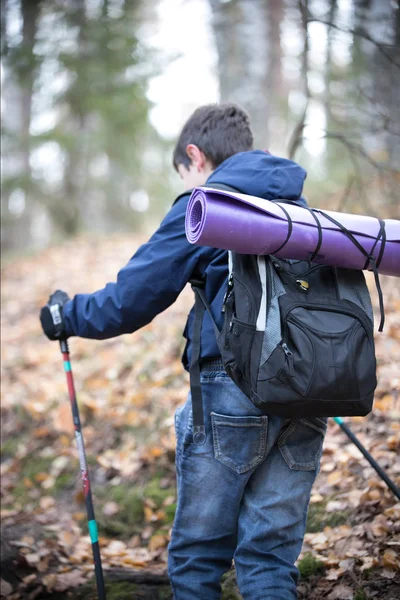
left=34, top=426, right=51, bottom=438
left=148, top=446, right=163, bottom=458
left=327, top=471, right=342, bottom=485
left=326, top=500, right=348, bottom=512
left=51, top=455, right=70, bottom=476
left=72, top=511, right=86, bottom=521
left=39, top=496, right=56, bottom=510
left=382, top=549, right=400, bottom=568
left=53, top=404, right=75, bottom=434
left=0, top=578, right=13, bottom=596
left=25, top=553, right=40, bottom=566
left=371, top=517, right=390, bottom=537
left=381, top=568, right=396, bottom=579
left=144, top=506, right=155, bottom=523
left=321, top=462, right=336, bottom=472
left=386, top=435, right=399, bottom=450
left=374, top=394, right=394, bottom=411
left=105, top=540, right=127, bottom=555
left=325, top=568, right=345, bottom=581
left=21, top=536, right=35, bottom=546
left=53, top=570, right=86, bottom=591
left=58, top=531, right=77, bottom=548
left=310, top=493, right=324, bottom=503
left=328, top=583, right=354, bottom=599
left=42, top=574, right=57, bottom=591
left=102, top=501, right=119, bottom=516
left=148, top=534, right=168, bottom=552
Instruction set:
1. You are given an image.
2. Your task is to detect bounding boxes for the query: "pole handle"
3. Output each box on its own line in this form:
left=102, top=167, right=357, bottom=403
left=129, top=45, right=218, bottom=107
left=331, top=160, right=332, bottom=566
left=60, top=338, right=69, bottom=353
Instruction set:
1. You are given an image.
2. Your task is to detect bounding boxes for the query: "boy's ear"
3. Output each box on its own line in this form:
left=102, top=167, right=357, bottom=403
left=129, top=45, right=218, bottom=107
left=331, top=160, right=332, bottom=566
left=186, top=144, right=207, bottom=171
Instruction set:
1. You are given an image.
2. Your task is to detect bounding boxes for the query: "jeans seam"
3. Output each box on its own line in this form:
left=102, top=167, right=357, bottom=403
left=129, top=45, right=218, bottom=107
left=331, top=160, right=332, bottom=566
left=174, top=406, right=185, bottom=459
left=200, top=373, right=229, bottom=382
left=300, top=417, right=327, bottom=436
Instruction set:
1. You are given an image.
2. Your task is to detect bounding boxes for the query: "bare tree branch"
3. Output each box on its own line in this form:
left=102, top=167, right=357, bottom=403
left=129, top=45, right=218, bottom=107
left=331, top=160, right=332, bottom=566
left=323, top=132, right=380, bottom=170
left=336, top=174, right=355, bottom=213
left=306, top=18, right=400, bottom=68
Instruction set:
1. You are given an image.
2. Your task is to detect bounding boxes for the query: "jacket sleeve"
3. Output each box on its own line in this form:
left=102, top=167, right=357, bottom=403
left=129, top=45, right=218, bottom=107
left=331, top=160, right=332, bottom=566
left=63, top=195, right=208, bottom=339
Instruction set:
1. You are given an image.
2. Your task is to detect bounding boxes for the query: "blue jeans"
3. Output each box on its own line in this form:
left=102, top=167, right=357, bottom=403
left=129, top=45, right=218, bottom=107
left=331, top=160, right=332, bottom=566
left=168, top=363, right=327, bottom=600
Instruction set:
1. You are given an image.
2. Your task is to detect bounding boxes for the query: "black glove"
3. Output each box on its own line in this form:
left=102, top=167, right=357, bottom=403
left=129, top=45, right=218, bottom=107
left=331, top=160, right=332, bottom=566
left=40, top=290, right=70, bottom=340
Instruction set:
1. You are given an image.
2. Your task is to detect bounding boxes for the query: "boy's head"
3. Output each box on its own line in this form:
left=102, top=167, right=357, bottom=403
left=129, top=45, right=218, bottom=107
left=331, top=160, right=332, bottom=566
left=173, top=103, right=253, bottom=189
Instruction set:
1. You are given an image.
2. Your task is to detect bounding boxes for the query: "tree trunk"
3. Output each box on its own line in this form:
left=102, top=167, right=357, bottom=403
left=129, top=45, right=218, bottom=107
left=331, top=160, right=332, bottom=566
left=1, top=0, right=41, bottom=252
left=208, top=0, right=271, bottom=148
left=266, top=0, right=286, bottom=151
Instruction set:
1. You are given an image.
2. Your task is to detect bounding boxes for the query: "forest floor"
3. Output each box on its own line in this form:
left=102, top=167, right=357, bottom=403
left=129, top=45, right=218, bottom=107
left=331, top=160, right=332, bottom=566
left=1, top=234, right=400, bottom=600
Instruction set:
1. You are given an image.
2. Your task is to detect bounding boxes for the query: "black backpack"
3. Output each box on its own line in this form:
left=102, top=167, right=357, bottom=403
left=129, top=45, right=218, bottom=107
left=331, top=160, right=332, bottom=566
left=187, top=184, right=381, bottom=444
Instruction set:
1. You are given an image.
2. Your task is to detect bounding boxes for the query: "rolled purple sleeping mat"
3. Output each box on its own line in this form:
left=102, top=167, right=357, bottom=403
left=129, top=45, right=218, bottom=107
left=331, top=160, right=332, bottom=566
left=185, top=187, right=400, bottom=277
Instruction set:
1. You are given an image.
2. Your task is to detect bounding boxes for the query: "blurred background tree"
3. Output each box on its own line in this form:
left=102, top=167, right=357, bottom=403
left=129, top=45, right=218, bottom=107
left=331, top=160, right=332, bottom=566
left=1, top=0, right=399, bottom=254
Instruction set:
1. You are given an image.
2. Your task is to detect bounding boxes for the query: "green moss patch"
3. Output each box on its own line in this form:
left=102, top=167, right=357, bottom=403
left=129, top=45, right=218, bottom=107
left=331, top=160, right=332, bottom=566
left=306, top=498, right=351, bottom=533
left=221, top=568, right=241, bottom=600
left=95, top=477, right=176, bottom=539
left=298, top=553, right=325, bottom=579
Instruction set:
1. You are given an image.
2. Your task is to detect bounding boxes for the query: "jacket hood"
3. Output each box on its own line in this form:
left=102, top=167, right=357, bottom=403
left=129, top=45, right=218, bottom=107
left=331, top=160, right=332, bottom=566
left=206, top=150, right=307, bottom=203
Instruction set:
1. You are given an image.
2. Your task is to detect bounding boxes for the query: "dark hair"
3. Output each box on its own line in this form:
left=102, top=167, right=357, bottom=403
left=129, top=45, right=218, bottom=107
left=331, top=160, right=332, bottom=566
left=173, top=103, right=254, bottom=171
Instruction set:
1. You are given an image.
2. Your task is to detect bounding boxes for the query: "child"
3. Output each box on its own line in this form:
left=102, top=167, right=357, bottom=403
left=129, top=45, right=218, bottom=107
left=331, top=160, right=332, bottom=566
left=40, top=103, right=326, bottom=600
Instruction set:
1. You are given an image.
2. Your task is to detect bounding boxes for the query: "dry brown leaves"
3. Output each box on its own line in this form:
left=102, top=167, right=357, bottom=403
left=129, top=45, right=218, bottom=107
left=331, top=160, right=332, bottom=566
left=1, top=235, right=400, bottom=598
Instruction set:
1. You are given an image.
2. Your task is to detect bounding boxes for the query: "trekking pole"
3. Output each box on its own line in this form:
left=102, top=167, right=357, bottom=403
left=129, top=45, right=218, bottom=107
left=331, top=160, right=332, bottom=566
left=60, top=339, right=107, bottom=600
left=333, top=417, right=400, bottom=501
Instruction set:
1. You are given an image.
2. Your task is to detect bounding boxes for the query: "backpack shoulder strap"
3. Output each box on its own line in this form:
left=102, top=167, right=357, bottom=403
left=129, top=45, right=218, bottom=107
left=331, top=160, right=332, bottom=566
left=189, top=277, right=223, bottom=446
left=189, top=278, right=207, bottom=446
left=173, top=189, right=193, bottom=206
left=187, top=182, right=242, bottom=445
left=173, top=182, right=243, bottom=206
left=203, top=182, right=244, bottom=194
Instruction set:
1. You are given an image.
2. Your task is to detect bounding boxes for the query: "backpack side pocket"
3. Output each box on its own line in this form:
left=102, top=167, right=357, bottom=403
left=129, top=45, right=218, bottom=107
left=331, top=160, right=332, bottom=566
left=230, top=317, right=256, bottom=380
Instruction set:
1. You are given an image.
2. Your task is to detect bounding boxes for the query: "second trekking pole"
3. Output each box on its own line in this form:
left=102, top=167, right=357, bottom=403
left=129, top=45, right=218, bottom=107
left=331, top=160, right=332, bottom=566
left=333, top=416, right=400, bottom=501
left=60, top=339, right=107, bottom=600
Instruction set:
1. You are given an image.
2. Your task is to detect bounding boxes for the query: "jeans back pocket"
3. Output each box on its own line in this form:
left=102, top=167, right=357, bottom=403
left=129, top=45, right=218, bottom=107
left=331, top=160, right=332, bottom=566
left=211, top=412, right=268, bottom=474
left=278, top=417, right=327, bottom=471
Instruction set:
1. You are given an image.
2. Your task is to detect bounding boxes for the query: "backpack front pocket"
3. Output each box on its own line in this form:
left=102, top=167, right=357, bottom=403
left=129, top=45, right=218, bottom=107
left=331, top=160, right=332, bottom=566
left=280, top=303, right=376, bottom=400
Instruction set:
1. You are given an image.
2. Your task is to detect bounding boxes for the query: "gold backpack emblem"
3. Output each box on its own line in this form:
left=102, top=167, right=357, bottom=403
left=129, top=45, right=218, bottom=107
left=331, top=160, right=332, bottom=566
left=296, top=279, right=309, bottom=291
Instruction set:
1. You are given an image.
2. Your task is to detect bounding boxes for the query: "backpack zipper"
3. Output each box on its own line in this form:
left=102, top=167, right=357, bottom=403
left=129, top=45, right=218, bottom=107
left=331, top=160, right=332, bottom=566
left=272, top=260, right=329, bottom=278
left=222, top=274, right=234, bottom=313
left=281, top=301, right=373, bottom=338
left=282, top=343, right=294, bottom=377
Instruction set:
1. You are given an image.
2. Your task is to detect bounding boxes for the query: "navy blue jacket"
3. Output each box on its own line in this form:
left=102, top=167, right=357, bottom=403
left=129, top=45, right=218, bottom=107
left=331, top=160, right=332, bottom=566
left=63, top=150, right=307, bottom=368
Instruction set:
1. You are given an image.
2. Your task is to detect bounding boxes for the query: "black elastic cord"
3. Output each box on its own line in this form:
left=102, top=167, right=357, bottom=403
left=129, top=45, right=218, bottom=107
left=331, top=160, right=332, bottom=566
left=365, top=220, right=386, bottom=331
left=313, top=210, right=386, bottom=331
left=305, top=208, right=323, bottom=262
left=312, top=209, right=379, bottom=268
left=270, top=204, right=293, bottom=254
left=376, top=222, right=387, bottom=269
left=367, top=219, right=386, bottom=271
